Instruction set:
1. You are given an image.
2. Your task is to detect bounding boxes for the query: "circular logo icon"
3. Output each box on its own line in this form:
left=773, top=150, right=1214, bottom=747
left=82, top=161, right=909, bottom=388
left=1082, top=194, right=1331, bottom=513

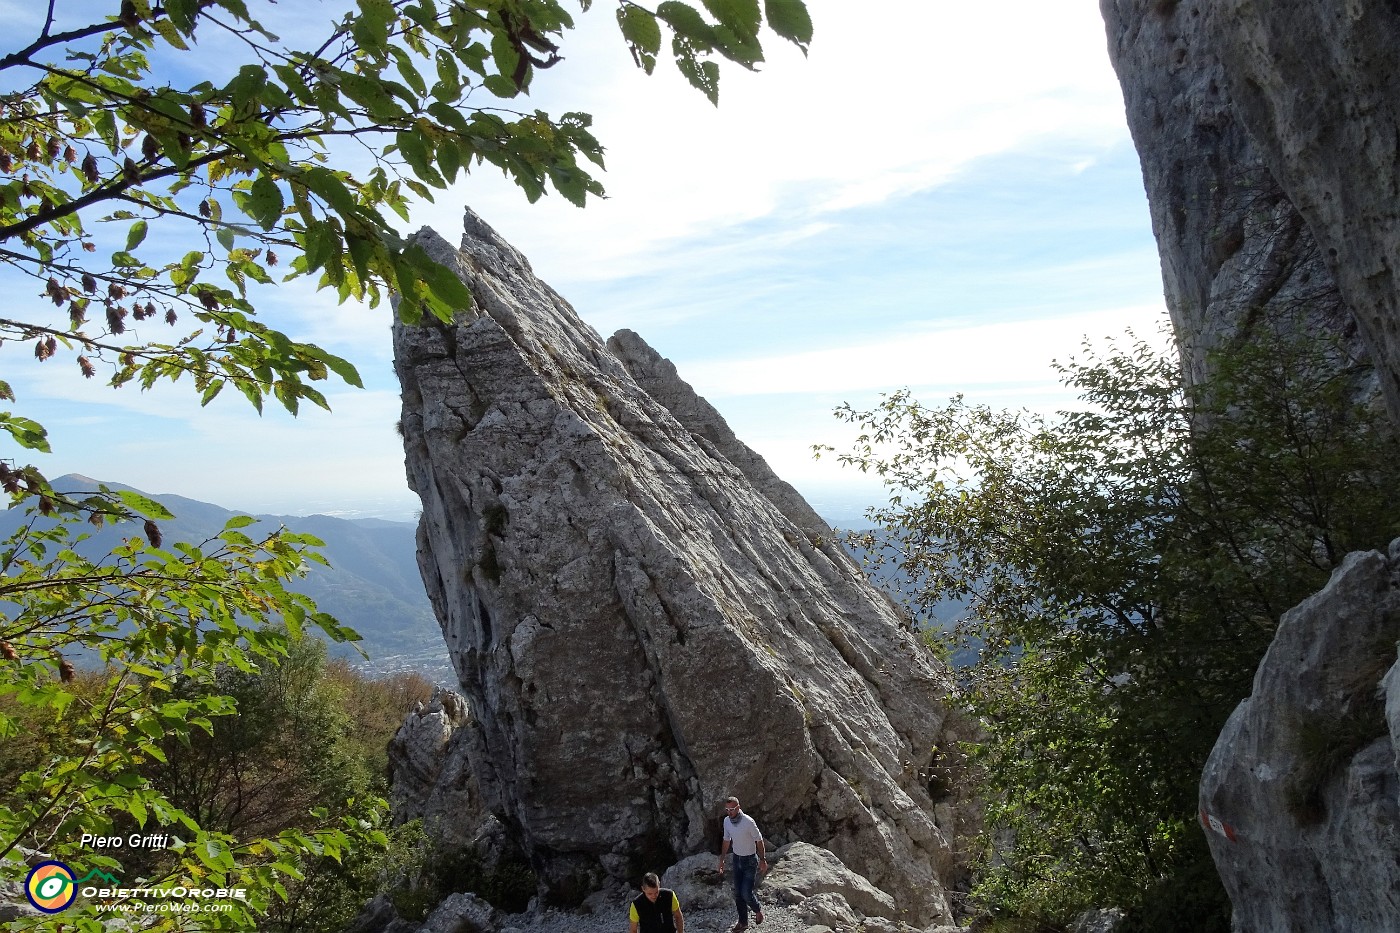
left=25, top=860, right=77, bottom=913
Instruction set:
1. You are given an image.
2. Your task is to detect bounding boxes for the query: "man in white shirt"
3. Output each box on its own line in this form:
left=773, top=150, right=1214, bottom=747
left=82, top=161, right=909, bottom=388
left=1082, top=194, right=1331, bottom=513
left=716, top=796, right=768, bottom=931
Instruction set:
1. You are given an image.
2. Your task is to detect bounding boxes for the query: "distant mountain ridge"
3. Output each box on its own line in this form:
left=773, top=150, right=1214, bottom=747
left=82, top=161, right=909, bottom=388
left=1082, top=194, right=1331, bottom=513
left=4, top=477, right=967, bottom=679
left=2, top=475, right=453, bottom=682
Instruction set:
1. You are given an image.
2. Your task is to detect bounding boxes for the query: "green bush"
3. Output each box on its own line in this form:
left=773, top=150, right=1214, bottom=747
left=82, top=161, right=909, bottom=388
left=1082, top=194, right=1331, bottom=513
left=829, top=318, right=1400, bottom=926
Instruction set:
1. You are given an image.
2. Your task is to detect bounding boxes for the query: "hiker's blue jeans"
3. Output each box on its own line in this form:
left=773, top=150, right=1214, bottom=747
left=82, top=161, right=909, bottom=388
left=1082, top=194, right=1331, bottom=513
left=731, top=853, right=761, bottom=922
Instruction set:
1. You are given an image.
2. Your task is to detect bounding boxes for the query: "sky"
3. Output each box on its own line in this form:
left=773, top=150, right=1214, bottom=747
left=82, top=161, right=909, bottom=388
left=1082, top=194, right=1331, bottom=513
left=5, top=0, right=1168, bottom=524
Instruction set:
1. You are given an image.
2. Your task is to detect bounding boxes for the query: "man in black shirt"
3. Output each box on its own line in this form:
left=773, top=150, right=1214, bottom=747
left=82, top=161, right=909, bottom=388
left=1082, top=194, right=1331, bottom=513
left=628, top=872, right=684, bottom=933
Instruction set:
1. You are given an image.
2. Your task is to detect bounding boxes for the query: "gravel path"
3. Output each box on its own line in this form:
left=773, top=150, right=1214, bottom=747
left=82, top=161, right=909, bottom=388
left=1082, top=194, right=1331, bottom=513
left=500, top=899, right=812, bottom=933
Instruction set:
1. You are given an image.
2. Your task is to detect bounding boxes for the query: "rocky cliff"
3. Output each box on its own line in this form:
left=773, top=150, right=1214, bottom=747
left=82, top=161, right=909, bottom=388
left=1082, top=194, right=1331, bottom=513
left=1101, top=1, right=1400, bottom=928
left=391, top=210, right=967, bottom=925
left=1098, top=0, right=1360, bottom=390
left=1198, top=545, right=1400, bottom=932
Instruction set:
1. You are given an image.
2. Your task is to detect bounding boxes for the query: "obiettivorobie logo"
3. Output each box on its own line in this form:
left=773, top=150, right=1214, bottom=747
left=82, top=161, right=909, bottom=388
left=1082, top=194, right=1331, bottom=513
left=24, top=861, right=119, bottom=913
left=21, top=860, right=249, bottom=917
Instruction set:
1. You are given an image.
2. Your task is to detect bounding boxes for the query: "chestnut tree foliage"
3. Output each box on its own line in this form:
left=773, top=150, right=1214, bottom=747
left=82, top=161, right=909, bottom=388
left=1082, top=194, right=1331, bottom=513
left=829, top=325, right=1400, bottom=930
left=0, top=1, right=810, bottom=928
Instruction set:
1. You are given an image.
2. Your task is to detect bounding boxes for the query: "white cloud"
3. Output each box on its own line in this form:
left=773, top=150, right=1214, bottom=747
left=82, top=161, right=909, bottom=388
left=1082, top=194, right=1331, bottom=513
left=677, top=304, right=1166, bottom=397
left=1, top=1, right=1157, bottom=520
left=410, top=0, right=1130, bottom=285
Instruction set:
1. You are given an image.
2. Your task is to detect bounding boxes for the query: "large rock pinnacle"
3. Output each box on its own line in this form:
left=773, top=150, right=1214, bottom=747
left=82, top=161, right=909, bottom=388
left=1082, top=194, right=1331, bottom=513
left=391, top=210, right=965, bottom=924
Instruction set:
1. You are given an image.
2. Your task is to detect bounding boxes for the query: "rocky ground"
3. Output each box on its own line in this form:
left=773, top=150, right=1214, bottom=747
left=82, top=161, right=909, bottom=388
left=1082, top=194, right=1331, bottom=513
left=499, top=898, right=819, bottom=933
left=373, top=845, right=968, bottom=933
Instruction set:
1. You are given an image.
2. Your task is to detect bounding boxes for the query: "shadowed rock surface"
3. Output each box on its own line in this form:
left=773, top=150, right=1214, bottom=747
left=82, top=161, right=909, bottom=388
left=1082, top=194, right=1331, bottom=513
left=391, top=210, right=966, bottom=925
left=1101, top=2, right=1400, bottom=928
left=1099, top=0, right=1365, bottom=391
left=1204, top=0, right=1400, bottom=421
left=1199, top=544, right=1400, bottom=932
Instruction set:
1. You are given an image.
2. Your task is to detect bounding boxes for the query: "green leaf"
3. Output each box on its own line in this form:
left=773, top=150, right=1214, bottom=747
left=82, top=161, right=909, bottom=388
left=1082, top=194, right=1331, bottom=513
left=248, top=175, right=285, bottom=230
left=406, top=243, right=474, bottom=322
left=304, top=346, right=363, bottom=388
left=0, top=413, right=51, bottom=452
left=701, top=0, right=761, bottom=39
left=618, top=5, right=662, bottom=73
left=228, top=64, right=269, bottom=114
left=152, top=16, right=190, bottom=50
left=672, top=37, right=721, bottom=105
left=165, top=0, right=198, bottom=32
left=396, top=130, right=433, bottom=180
left=764, top=0, right=812, bottom=50
left=483, top=74, right=519, bottom=99
left=657, top=1, right=716, bottom=46
left=116, top=490, right=176, bottom=519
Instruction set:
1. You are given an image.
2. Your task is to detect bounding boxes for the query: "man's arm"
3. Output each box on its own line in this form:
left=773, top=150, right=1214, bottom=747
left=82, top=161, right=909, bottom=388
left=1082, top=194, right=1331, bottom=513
left=718, top=838, right=730, bottom=873
left=673, top=903, right=684, bottom=933
left=755, top=822, right=769, bottom=873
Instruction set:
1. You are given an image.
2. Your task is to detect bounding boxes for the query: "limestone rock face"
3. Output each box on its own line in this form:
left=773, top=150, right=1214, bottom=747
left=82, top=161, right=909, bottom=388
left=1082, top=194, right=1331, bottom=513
left=1203, top=0, right=1400, bottom=420
left=386, top=688, right=491, bottom=851
left=392, top=210, right=963, bottom=924
left=1199, top=544, right=1400, bottom=932
left=1098, top=0, right=1360, bottom=390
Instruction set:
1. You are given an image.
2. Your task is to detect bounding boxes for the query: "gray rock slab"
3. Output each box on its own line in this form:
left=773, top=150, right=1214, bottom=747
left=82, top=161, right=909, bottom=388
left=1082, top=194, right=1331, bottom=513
left=391, top=210, right=965, bottom=926
left=1200, top=545, right=1400, bottom=931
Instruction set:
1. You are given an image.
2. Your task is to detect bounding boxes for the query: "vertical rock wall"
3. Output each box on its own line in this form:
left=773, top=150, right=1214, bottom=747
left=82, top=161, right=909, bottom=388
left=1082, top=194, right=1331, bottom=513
left=1099, top=0, right=1358, bottom=389
left=1205, top=0, right=1400, bottom=420
left=1102, top=2, right=1400, bottom=928
left=1198, top=546, right=1400, bottom=932
left=392, top=210, right=964, bottom=925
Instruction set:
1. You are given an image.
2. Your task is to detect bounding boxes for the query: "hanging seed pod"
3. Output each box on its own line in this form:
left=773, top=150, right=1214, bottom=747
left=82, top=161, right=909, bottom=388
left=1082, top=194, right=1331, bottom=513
left=107, top=282, right=125, bottom=300
left=165, top=309, right=178, bottom=325
left=63, top=144, right=76, bottom=163
left=44, top=336, right=56, bottom=357
left=0, top=149, right=11, bottom=172
left=78, top=355, right=95, bottom=378
left=190, top=102, right=207, bottom=128
left=198, top=199, right=211, bottom=218
left=34, top=338, right=51, bottom=361
left=69, top=301, right=86, bottom=327
left=82, top=272, right=97, bottom=293
left=0, top=641, right=16, bottom=661
left=122, top=157, right=140, bottom=184
left=26, top=138, right=41, bottom=160
left=141, top=134, right=160, bottom=161
left=59, top=657, right=75, bottom=682
left=198, top=290, right=218, bottom=310
left=106, top=305, right=126, bottom=335
left=81, top=153, right=99, bottom=184
left=143, top=519, right=162, bottom=548
left=266, top=250, right=278, bottom=266
left=45, top=137, right=61, bottom=159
